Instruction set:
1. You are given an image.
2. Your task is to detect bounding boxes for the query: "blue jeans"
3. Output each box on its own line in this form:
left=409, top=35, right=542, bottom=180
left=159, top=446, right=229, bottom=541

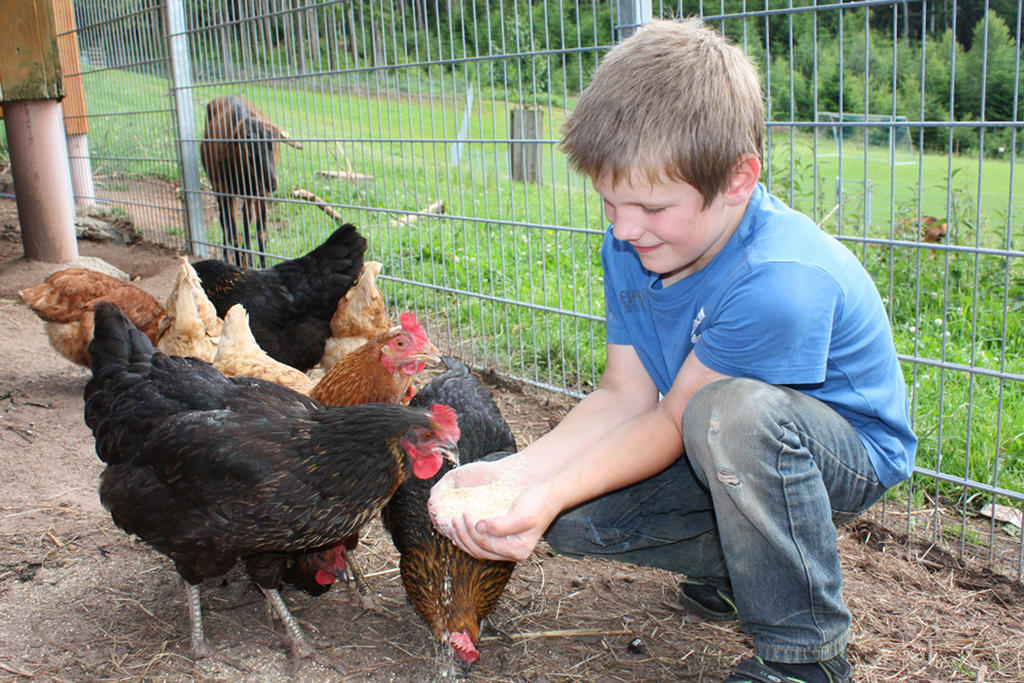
left=544, top=378, right=886, bottom=664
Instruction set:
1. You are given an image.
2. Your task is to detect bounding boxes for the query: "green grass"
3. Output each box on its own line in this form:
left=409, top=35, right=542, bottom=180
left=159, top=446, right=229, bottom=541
left=766, top=131, right=1024, bottom=251
left=78, top=67, right=181, bottom=180
left=83, top=68, right=1024, bottom=507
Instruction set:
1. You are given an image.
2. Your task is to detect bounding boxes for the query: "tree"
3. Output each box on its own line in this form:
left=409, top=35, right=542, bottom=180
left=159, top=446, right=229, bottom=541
left=957, top=12, right=1021, bottom=123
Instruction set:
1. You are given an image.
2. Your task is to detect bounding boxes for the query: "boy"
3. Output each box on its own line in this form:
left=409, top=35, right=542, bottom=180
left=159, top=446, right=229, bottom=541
left=429, top=18, right=916, bottom=683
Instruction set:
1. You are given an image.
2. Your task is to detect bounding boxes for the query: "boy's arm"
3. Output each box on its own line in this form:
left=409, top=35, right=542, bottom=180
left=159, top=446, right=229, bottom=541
left=498, top=342, right=662, bottom=483
left=428, top=343, right=658, bottom=506
left=435, top=345, right=729, bottom=561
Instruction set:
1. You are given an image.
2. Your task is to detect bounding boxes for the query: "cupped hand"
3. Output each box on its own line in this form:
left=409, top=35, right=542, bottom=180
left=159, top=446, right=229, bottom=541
left=431, top=459, right=506, bottom=493
left=430, top=479, right=557, bottom=562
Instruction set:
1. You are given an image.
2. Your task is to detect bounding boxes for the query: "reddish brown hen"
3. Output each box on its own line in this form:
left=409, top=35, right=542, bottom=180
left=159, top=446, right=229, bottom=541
left=18, top=268, right=165, bottom=367
left=310, top=311, right=440, bottom=407
left=383, top=357, right=518, bottom=666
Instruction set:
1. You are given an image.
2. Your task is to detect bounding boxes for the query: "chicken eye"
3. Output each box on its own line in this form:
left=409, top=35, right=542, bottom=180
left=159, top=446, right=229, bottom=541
left=395, top=338, right=406, bottom=348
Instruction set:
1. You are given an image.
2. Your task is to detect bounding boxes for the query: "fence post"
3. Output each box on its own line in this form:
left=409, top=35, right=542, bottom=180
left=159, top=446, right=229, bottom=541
left=53, top=0, right=95, bottom=210
left=0, top=0, right=79, bottom=263
left=509, top=108, right=544, bottom=184
left=164, top=0, right=208, bottom=258
left=616, top=0, right=652, bottom=41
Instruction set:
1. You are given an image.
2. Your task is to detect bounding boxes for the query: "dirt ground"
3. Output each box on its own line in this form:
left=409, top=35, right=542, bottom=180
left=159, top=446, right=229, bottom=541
left=1, top=196, right=1023, bottom=682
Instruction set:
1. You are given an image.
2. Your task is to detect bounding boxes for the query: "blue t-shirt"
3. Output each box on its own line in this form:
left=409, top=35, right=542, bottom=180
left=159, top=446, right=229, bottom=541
left=603, top=182, right=916, bottom=488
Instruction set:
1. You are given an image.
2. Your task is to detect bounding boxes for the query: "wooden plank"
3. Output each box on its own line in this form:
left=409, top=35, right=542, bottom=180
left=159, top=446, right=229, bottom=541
left=0, top=0, right=63, bottom=102
left=53, top=0, right=87, bottom=134
left=510, top=108, right=544, bottom=184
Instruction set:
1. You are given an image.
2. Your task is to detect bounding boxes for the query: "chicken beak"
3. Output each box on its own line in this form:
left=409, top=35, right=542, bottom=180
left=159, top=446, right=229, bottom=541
left=438, top=445, right=459, bottom=466
left=415, top=343, right=442, bottom=366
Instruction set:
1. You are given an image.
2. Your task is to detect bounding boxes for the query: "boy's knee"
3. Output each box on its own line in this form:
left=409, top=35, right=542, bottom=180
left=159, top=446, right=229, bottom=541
left=684, top=377, right=776, bottom=432
left=683, top=378, right=783, bottom=466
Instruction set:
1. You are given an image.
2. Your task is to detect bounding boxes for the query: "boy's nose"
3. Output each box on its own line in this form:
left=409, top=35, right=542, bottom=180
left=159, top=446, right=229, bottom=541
left=612, top=219, right=644, bottom=242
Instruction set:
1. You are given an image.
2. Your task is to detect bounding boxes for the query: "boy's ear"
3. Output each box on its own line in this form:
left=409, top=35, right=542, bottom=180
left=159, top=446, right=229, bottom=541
left=723, top=154, right=762, bottom=206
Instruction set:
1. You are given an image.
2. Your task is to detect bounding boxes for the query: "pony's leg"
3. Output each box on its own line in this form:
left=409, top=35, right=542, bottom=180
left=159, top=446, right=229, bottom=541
left=216, top=194, right=240, bottom=265
left=241, top=200, right=255, bottom=268
left=254, top=198, right=268, bottom=268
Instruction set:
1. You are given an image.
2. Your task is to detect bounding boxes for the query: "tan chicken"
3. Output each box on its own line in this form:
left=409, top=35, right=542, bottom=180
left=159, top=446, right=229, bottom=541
left=213, top=303, right=315, bottom=394
left=18, top=268, right=165, bottom=367
left=318, top=261, right=392, bottom=370
left=156, top=258, right=222, bottom=362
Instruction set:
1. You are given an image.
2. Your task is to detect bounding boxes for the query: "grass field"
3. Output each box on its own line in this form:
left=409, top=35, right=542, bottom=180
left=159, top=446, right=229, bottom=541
left=71, top=68, right=1024, bottom=508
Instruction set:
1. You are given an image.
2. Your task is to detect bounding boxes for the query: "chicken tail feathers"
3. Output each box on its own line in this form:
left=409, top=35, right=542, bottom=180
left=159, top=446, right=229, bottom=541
left=88, top=301, right=157, bottom=373
left=84, top=302, right=162, bottom=464
left=272, top=224, right=367, bottom=313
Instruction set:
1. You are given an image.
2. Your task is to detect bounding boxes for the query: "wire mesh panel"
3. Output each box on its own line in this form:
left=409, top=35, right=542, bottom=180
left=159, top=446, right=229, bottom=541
left=50, top=0, right=1023, bottom=580
left=170, top=0, right=615, bottom=398
left=66, top=0, right=187, bottom=250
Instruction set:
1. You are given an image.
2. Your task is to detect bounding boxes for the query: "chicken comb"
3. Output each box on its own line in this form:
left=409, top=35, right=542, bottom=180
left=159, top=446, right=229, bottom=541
left=429, top=404, right=461, bottom=443
left=399, top=311, right=431, bottom=349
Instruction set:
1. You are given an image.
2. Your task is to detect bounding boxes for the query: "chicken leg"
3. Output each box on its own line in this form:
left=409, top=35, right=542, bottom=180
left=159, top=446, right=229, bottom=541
left=183, top=582, right=252, bottom=672
left=259, top=587, right=346, bottom=673
left=185, top=582, right=211, bottom=658
left=342, top=553, right=384, bottom=613
left=259, top=586, right=314, bottom=659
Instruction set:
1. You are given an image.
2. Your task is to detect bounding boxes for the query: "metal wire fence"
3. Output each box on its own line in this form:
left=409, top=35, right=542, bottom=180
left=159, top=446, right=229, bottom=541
left=23, top=0, right=1024, bottom=580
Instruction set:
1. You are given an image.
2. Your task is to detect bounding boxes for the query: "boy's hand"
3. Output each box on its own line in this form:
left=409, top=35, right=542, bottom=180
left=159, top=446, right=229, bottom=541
left=429, top=466, right=557, bottom=562
left=449, top=482, right=556, bottom=562
left=432, top=459, right=504, bottom=491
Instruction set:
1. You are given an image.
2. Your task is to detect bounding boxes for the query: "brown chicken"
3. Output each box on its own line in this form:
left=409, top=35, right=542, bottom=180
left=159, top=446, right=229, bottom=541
left=318, top=261, right=392, bottom=370
left=310, top=312, right=440, bottom=407
left=383, top=357, right=518, bottom=665
left=83, top=301, right=461, bottom=663
left=156, top=258, right=222, bottom=362
left=18, top=268, right=165, bottom=367
left=212, top=303, right=315, bottom=394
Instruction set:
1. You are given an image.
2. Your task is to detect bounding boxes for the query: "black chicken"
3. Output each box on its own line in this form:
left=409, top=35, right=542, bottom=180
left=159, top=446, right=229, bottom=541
left=192, top=223, right=365, bottom=371
left=83, top=302, right=460, bottom=662
left=381, top=357, right=517, bottom=665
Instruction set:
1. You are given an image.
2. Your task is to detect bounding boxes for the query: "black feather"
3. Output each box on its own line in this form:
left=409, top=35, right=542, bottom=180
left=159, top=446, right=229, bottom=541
left=84, top=302, right=452, bottom=589
left=192, top=224, right=366, bottom=370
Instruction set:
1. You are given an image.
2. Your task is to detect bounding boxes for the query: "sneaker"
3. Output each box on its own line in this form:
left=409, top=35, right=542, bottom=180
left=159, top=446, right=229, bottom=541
left=677, top=577, right=737, bottom=621
left=725, top=654, right=852, bottom=683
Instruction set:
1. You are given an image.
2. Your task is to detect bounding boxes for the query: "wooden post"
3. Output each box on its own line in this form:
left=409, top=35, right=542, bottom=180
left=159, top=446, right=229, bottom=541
left=53, top=0, right=95, bottom=209
left=510, top=108, right=544, bottom=184
left=0, top=0, right=79, bottom=263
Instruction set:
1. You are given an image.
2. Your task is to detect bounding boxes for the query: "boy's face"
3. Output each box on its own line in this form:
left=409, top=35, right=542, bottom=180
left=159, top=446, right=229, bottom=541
left=594, top=173, right=744, bottom=286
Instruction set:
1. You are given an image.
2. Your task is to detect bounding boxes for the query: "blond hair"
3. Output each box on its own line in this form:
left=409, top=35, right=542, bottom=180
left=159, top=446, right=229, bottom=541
left=560, top=19, right=764, bottom=207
